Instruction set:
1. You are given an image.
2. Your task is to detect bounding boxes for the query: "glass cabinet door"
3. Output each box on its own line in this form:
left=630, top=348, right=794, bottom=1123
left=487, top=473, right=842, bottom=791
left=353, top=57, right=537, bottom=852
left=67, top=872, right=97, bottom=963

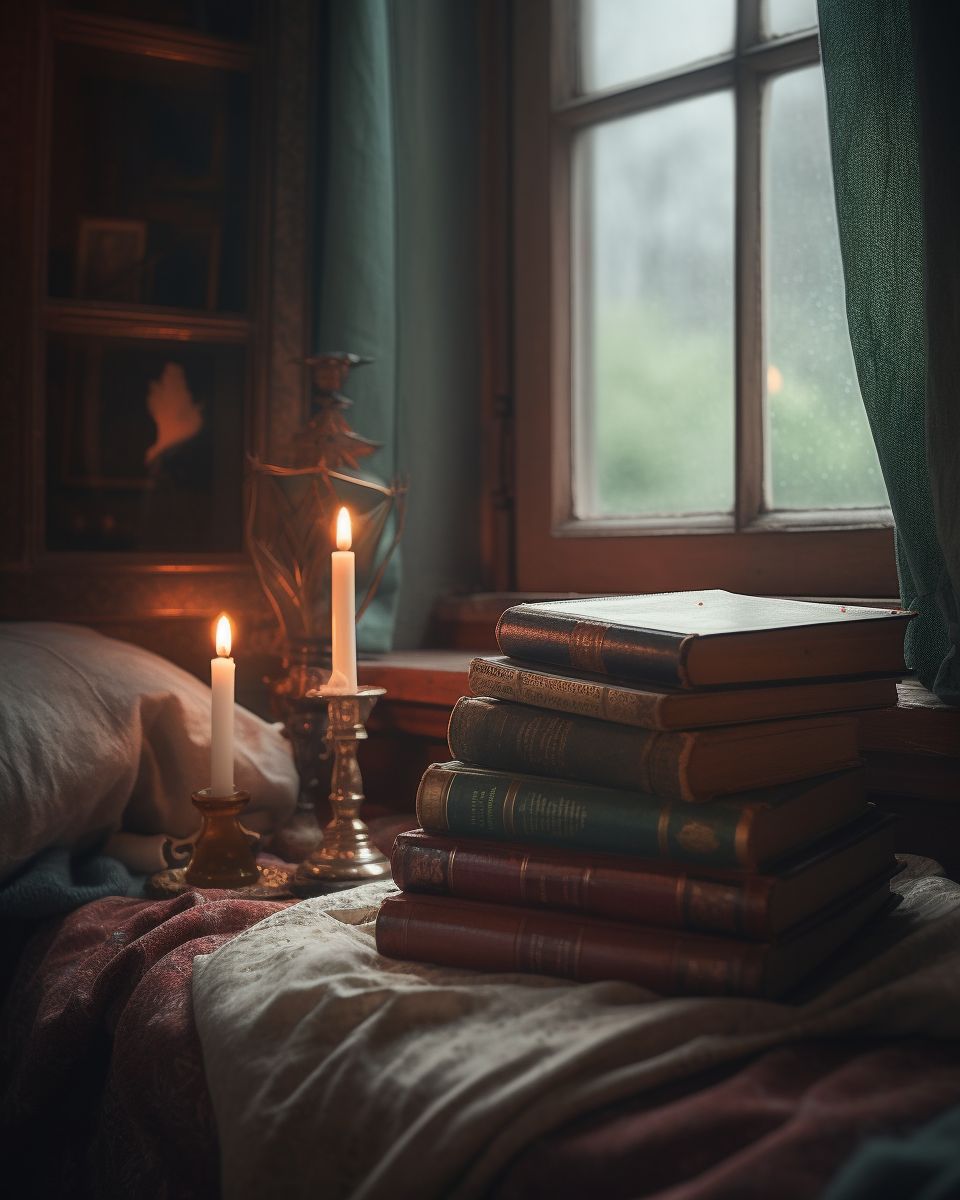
left=47, top=42, right=252, bottom=313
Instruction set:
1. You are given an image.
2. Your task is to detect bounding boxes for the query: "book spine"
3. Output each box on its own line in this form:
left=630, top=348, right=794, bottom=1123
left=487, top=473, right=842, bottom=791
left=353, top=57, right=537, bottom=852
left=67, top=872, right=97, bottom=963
left=495, top=608, right=694, bottom=688
left=376, top=894, right=767, bottom=996
left=447, top=697, right=691, bottom=800
left=392, top=834, right=776, bottom=938
left=468, top=659, right=664, bottom=729
left=415, top=765, right=755, bottom=868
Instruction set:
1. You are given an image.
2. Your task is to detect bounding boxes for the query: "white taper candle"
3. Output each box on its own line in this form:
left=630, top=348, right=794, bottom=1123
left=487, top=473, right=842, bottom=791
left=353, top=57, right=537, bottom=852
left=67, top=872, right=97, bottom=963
left=330, top=507, right=358, bottom=692
left=210, top=614, right=235, bottom=797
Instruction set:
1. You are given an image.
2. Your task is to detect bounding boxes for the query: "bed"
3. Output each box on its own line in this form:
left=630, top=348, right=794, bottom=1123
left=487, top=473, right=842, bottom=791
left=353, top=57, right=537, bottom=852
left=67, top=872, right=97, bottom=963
left=2, top=624, right=959, bottom=1200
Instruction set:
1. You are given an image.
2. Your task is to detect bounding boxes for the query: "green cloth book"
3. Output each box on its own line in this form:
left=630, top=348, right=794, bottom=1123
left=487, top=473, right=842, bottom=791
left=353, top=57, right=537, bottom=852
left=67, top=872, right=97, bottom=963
left=415, top=761, right=868, bottom=871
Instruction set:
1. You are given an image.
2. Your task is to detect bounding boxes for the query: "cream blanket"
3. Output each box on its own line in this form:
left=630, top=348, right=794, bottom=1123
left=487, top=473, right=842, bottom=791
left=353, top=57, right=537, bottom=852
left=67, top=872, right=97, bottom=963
left=192, top=869, right=960, bottom=1200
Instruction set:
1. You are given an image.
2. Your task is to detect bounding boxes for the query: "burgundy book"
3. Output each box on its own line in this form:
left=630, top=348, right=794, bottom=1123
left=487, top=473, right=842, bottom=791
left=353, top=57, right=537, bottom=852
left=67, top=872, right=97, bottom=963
left=391, top=811, right=896, bottom=940
left=376, top=874, right=895, bottom=999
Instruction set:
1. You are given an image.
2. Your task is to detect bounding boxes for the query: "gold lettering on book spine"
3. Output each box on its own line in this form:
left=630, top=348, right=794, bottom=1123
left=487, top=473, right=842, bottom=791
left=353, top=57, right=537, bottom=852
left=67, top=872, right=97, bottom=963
left=502, top=780, right=522, bottom=837
left=658, top=802, right=674, bottom=858
left=417, top=769, right=454, bottom=831
left=734, top=807, right=758, bottom=868
left=469, top=661, right=517, bottom=700
left=568, top=620, right=609, bottom=674
left=444, top=846, right=457, bottom=892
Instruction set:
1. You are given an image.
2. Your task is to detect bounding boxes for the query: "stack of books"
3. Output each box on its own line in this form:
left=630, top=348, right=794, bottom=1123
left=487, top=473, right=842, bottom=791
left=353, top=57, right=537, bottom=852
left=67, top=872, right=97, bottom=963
left=376, top=591, right=914, bottom=998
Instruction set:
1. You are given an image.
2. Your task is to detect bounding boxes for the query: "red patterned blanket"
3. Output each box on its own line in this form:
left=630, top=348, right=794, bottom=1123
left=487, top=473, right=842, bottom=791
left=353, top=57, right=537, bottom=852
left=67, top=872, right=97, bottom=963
left=2, top=889, right=959, bottom=1199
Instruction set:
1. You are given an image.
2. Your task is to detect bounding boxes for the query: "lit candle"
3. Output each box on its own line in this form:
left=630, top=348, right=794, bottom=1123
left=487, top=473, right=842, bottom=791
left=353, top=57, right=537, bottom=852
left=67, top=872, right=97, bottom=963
left=330, top=507, right=358, bottom=693
left=210, top=614, right=235, bottom=796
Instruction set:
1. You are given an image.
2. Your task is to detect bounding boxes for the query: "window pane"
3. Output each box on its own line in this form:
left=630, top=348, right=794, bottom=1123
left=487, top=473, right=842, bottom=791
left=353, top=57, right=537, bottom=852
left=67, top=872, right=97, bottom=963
left=765, top=67, right=887, bottom=510
left=763, top=0, right=818, bottom=39
left=581, top=0, right=735, bottom=93
left=575, top=93, right=735, bottom=518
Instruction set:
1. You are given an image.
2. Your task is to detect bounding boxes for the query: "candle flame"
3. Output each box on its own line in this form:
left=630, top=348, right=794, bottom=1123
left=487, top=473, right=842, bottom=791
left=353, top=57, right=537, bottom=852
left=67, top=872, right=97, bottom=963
left=215, top=614, right=232, bottom=658
left=336, top=506, right=352, bottom=551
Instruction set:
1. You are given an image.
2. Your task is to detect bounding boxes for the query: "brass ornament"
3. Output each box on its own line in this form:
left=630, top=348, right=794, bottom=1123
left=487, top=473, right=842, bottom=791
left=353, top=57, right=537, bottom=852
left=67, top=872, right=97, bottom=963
left=246, top=351, right=406, bottom=862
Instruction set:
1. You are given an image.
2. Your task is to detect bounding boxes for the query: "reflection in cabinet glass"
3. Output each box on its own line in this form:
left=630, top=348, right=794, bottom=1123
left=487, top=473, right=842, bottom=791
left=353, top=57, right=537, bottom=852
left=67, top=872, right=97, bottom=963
left=45, top=334, right=245, bottom=553
left=56, top=0, right=255, bottom=42
left=48, top=42, right=252, bottom=312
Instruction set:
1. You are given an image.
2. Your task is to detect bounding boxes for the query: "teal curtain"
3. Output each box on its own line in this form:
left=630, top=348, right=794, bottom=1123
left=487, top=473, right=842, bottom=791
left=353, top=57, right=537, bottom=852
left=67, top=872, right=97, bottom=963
left=313, top=0, right=400, bottom=652
left=818, top=0, right=960, bottom=702
left=312, top=0, right=481, bottom=652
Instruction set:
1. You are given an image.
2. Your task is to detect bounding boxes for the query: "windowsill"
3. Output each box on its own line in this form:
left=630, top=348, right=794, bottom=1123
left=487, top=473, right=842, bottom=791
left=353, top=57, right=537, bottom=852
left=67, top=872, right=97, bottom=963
left=554, top=508, right=894, bottom=539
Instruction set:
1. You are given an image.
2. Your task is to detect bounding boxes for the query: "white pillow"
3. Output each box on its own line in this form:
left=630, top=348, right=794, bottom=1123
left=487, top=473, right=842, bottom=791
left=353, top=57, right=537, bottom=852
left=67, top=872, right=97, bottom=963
left=0, top=623, right=298, bottom=881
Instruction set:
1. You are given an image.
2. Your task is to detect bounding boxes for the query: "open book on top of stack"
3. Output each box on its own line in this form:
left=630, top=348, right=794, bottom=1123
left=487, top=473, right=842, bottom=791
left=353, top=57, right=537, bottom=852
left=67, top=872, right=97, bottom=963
left=375, top=591, right=915, bottom=999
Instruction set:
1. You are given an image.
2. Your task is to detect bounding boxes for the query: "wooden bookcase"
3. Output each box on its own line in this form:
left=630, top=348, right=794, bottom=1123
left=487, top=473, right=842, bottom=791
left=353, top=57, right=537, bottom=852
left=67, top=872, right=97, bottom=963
left=0, top=0, right=315, bottom=706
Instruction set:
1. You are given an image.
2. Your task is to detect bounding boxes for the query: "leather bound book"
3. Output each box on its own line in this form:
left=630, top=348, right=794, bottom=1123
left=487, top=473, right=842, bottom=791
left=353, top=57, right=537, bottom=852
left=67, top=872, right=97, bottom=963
left=415, top=762, right=868, bottom=870
left=391, top=811, right=896, bottom=940
left=447, top=697, right=861, bottom=802
left=375, top=872, right=896, bottom=998
left=469, top=656, right=901, bottom=731
left=495, top=591, right=913, bottom=689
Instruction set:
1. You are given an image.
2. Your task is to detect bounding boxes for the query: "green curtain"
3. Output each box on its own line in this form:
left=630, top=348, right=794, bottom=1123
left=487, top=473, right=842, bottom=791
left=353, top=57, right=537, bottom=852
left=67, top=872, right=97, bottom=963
left=818, top=0, right=959, bottom=702
left=313, top=0, right=400, bottom=652
left=312, top=0, right=482, bottom=652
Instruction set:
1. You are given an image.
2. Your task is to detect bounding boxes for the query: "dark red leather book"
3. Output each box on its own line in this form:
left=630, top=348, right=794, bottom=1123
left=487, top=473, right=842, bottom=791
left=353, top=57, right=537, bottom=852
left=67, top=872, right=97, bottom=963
left=376, top=874, right=895, bottom=998
left=391, top=811, right=896, bottom=940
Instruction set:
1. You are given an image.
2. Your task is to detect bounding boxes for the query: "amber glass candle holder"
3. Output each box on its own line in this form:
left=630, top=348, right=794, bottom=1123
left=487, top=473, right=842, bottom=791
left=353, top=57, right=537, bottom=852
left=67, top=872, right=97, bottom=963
left=145, top=789, right=293, bottom=899
left=183, top=789, right=259, bottom=889
left=293, top=686, right=391, bottom=894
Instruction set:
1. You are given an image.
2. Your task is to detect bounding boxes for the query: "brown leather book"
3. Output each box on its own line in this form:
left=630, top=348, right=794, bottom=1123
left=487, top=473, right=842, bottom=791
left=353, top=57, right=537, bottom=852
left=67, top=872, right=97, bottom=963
left=469, top=656, right=901, bottom=731
left=376, top=873, right=896, bottom=998
left=496, top=591, right=913, bottom=689
left=391, top=812, right=896, bottom=940
left=447, top=697, right=862, bottom=802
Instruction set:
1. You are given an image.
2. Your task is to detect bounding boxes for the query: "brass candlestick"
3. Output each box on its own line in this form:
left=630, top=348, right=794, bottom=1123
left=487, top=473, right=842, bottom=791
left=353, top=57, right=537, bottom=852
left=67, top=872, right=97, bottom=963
left=293, top=686, right=391, bottom=894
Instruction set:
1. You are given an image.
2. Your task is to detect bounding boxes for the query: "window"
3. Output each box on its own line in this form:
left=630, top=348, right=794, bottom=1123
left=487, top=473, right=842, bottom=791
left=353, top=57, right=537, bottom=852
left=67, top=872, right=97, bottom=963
left=509, top=0, right=897, bottom=597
